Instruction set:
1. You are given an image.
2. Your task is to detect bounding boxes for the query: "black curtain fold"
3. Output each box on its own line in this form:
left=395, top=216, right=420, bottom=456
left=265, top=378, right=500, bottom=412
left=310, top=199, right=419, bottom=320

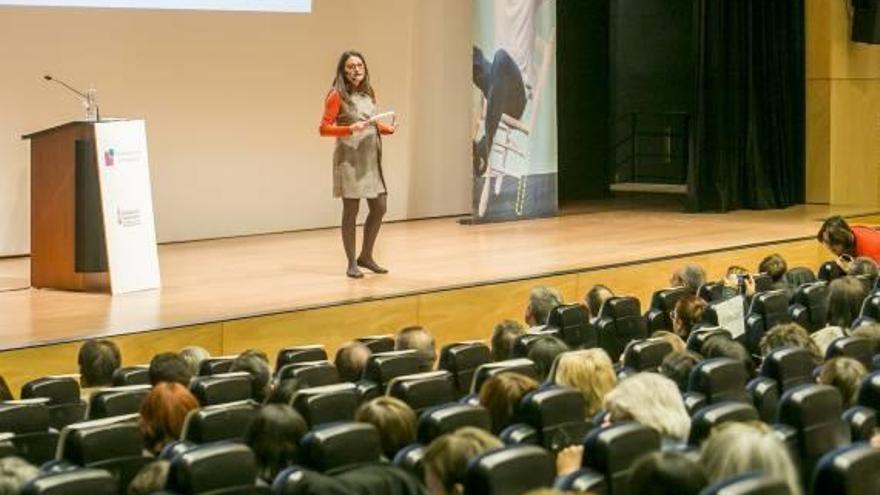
left=688, top=0, right=805, bottom=212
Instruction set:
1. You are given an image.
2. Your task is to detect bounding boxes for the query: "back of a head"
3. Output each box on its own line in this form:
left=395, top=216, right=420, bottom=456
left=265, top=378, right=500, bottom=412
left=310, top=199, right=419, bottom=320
left=527, top=336, right=569, bottom=380
left=827, top=276, right=868, bottom=329
left=395, top=326, right=436, bottom=372
left=554, top=349, right=617, bottom=417
left=230, top=351, right=272, bottom=402
left=335, top=342, right=372, bottom=382
left=491, top=320, right=526, bottom=362
left=660, top=351, right=702, bottom=392
left=527, top=287, right=563, bottom=326
left=701, top=336, right=756, bottom=378
left=604, top=373, right=690, bottom=441
left=149, top=352, right=192, bottom=386
left=0, top=457, right=38, bottom=495
left=852, top=323, right=880, bottom=353
left=266, top=378, right=304, bottom=406
left=244, top=404, right=308, bottom=483
left=423, top=427, right=502, bottom=495
left=848, top=256, right=879, bottom=278
left=479, top=372, right=540, bottom=433
left=699, top=422, right=802, bottom=495
left=179, top=346, right=210, bottom=377
left=784, top=267, right=817, bottom=289
left=586, top=284, right=614, bottom=318
left=354, top=396, right=417, bottom=460
left=139, top=382, right=200, bottom=454
left=818, top=357, right=868, bottom=409
left=651, top=331, right=687, bottom=353
left=759, top=323, right=822, bottom=363
left=672, top=264, right=706, bottom=292
left=759, top=254, right=788, bottom=283
left=128, top=460, right=170, bottom=495
left=629, top=451, right=707, bottom=495
left=818, top=216, right=854, bottom=253
left=673, top=296, right=708, bottom=340
left=78, top=339, right=122, bottom=388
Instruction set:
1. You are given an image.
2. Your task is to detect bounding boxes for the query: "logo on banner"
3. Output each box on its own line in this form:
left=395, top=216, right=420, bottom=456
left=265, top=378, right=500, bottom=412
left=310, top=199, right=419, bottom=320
left=104, top=149, right=115, bottom=167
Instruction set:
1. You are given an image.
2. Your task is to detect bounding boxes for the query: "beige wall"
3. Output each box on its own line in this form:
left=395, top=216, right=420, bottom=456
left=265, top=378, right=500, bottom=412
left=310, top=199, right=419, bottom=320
left=806, top=0, right=880, bottom=207
left=0, top=0, right=472, bottom=256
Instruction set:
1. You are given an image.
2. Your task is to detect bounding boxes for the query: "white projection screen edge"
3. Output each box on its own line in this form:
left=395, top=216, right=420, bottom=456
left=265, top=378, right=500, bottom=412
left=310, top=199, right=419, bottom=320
left=0, top=0, right=311, bottom=13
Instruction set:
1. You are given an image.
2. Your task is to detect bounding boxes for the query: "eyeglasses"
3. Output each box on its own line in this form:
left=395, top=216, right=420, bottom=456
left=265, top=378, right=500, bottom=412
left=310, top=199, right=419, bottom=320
left=345, top=62, right=365, bottom=71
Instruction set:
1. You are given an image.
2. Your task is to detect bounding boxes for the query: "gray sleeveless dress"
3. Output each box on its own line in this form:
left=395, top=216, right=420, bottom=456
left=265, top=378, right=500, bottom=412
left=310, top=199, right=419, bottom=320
left=332, top=93, right=386, bottom=199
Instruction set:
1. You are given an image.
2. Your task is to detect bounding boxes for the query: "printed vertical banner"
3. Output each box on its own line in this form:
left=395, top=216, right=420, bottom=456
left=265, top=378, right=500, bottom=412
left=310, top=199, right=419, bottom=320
left=93, top=119, right=161, bottom=294
left=471, top=0, right=557, bottom=222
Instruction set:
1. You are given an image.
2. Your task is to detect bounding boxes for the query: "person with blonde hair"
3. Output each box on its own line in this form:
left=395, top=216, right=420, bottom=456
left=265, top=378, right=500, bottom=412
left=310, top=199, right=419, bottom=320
left=700, top=422, right=802, bottom=495
left=818, top=357, right=868, bottom=409
left=553, top=349, right=617, bottom=417
left=354, top=396, right=417, bottom=460
left=603, top=373, right=690, bottom=442
left=423, top=427, right=503, bottom=495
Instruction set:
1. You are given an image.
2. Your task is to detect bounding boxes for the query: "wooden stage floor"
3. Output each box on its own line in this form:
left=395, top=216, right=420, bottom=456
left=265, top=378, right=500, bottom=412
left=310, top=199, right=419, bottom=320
left=0, top=202, right=874, bottom=352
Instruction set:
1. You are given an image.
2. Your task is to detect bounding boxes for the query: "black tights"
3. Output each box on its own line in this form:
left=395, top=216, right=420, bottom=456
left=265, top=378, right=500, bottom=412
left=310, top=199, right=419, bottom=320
left=341, top=195, right=387, bottom=267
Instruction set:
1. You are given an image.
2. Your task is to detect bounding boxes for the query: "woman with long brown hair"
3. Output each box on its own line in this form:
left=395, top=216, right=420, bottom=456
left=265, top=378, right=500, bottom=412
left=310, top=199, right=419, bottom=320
left=320, top=50, right=398, bottom=279
left=138, top=382, right=199, bottom=455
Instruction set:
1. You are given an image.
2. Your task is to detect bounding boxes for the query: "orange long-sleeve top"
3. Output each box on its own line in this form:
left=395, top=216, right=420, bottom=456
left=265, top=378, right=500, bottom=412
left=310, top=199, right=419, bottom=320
left=319, top=89, right=394, bottom=137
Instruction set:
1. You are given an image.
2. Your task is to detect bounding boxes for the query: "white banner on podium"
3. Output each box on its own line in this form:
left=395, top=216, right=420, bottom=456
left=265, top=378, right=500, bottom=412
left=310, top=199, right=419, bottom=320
left=94, top=120, right=161, bottom=294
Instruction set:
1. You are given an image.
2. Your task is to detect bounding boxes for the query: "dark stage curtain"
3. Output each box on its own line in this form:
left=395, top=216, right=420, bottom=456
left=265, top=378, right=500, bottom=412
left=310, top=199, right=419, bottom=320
left=687, top=0, right=806, bottom=212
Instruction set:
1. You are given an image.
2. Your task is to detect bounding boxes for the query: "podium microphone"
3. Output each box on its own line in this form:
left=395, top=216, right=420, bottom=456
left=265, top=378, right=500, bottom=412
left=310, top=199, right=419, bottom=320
left=43, top=74, right=100, bottom=121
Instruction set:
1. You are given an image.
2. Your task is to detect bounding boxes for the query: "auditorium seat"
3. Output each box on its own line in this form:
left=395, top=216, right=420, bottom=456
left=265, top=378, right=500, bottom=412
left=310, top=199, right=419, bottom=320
left=860, top=292, right=880, bottom=322
left=291, top=383, right=359, bottom=427
left=362, top=350, right=422, bottom=391
left=857, top=371, right=880, bottom=411
left=818, top=261, right=846, bottom=282
left=300, top=421, right=382, bottom=472
left=622, top=338, right=673, bottom=372
left=163, top=442, right=264, bottom=494
left=87, top=384, right=151, bottom=420
left=0, top=399, right=59, bottom=465
left=841, top=405, right=876, bottom=442
left=470, top=358, right=539, bottom=394
left=688, top=358, right=750, bottom=405
left=190, top=372, right=253, bottom=405
left=499, top=423, right=539, bottom=446
left=698, top=473, right=790, bottom=495
left=20, top=376, right=87, bottom=430
left=197, top=356, right=236, bottom=376
left=747, top=376, right=781, bottom=423
left=20, top=468, right=117, bottom=495
left=686, top=327, right=733, bottom=354
left=512, top=330, right=561, bottom=359
left=417, top=403, right=492, bottom=444
left=682, top=391, right=708, bottom=417
left=594, top=296, right=648, bottom=362
left=751, top=273, right=774, bottom=294
left=386, top=370, right=455, bottom=415
left=438, top=342, right=491, bottom=398
left=788, top=282, right=829, bottom=332
left=698, top=281, right=725, bottom=303
left=776, top=384, right=848, bottom=481
left=688, top=401, right=759, bottom=446
left=644, top=286, right=692, bottom=332
left=517, top=386, right=591, bottom=451
left=275, top=361, right=340, bottom=388
left=553, top=468, right=607, bottom=494
left=547, top=303, right=595, bottom=349
left=356, top=335, right=395, bottom=353
left=826, top=336, right=874, bottom=368
left=274, top=345, right=327, bottom=373
left=463, top=444, right=555, bottom=495
left=811, top=443, right=880, bottom=495
left=111, top=366, right=150, bottom=386
left=57, top=416, right=151, bottom=491
left=744, top=290, right=792, bottom=354
left=760, top=347, right=815, bottom=393
left=180, top=400, right=260, bottom=444
left=581, top=422, right=661, bottom=495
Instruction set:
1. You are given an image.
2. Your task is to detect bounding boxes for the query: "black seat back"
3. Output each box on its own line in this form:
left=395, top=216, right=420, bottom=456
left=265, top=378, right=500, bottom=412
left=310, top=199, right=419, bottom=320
left=180, top=400, right=259, bottom=444
left=276, top=361, right=340, bottom=388
left=197, top=356, right=235, bottom=376
left=818, top=261, right=846, bottom=282
left=58, top=416, right=150, bottom=490
left=189, top=372, right=253, bottom=405
left=20, top=469, right=117, bottom=495
left=21, top=376, right=80, bottom=405
left=387, top=371, right=455, bottom=415
left=789, top=282, right=829, bottom=332
left=688, top=401, right=759, bottom=446
left=747, top=377, right=781, bottom=423
left=300, top=421, right=382, bottom=472
left=0, top=400, right=58, bottom=465
left=583, top=422, right=661, bottom=495
left=595, top=297, right=648, bottom=362
left=622, top=339, right=673, bottom=372
left=362, top=350, right=422, bottom=391
left=470, top=359, right=539, bottom=394
left=291, top=383, right=359, bottom=427
left=356, top=335, right=395, bottom=353
left=861, top=293, right=880, bottom=321
left=438, top=342, right=491, bottom=398
left=547, top=303, right=595, bottom=348
left=417, top=403, right=492, bottom=444
left=463, top=444, right=555, bottom=495
left=512, top=330, right=561, bottom=359
left=87, top=385, right=151, bottom=419
left=777, top=384, right=848, bottom=478
left=275, top=345, right=327, bottom=373
left=688, top=358, right=749, bottom=405
left=686, top=327, right=733, bottom=354
left=826, top=336, right=874, bottom=368
left=858, top=371, right=880, bottom=411
left=166, top=442, right=260, bottom=494
left=518, top=386, right=590, bottom=452
left=645, top=286, right=691, bottom=332
left=111, top=366, right=150, bottom=386
left=811, top=443, right=880, bottom=495
left=745, top=290, right=792, bottom=353
left=760, top=347, right=815, bottom=393
left=842, top=405, right=876, bottom=442
left=698, top=281, right=725, bottom=303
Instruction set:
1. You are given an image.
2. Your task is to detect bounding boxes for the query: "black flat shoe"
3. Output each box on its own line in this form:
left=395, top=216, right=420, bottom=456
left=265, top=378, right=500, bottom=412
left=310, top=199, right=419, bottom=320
left=357, top=258, right=388, bottom=274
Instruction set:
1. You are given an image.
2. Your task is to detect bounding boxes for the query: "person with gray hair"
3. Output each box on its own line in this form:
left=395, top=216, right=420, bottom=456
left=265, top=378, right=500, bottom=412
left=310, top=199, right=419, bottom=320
left=179, top=346, right=210, bottom=377
left=670, top=264, right=707, bottom=293
left=0, top=457, right=38, bottom=495
left=395, top=326, right=436, bottom=372
left=524, top=286, right=563, bottom=328
left=603, top=372, right=690, bottom=442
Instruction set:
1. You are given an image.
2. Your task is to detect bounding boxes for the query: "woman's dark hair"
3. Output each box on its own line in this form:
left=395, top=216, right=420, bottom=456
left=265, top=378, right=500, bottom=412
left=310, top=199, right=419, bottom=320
left=265, top=378, right=303, bottom=406
left=783, top=267, right=817, bottom=289
left=78, top=339, right=121, bottom=388
left=818, top=216, right=855, bottom=253
left=479, top=372, right=539, bottom=433
left=827, top=276, right=868, bottom=329
left=629, top=452, right=708, bottom=495
left=138, top=383, right=200, bottom=455
left=332, top=50, right=375, bottom=102
left=848, top=257, right=879, bottom=279
left=586, top=284, right=614, bottom=318
left=701, top=336, right=756, bottom=378
left=244, top=404, right=308, bottom=483
left=660, top=351, right=702, bottom=392
left=759, top=254, right=788, bottom=282
left=673, top=295, right=708, bottom=340
left=527, top=336, right=570, bottom=380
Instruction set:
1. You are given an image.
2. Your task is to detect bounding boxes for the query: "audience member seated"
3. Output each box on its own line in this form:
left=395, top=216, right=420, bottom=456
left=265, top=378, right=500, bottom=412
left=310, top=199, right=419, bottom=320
left=178, top=346, right=210, bottom=378
left=128, top=460, right=170, bottom=495
left=847, top=256, right=879, bottom=279
left=138, top=382, right=200, bottom=455
left=552, top=349, right=616, bottom=418
left=660, top=351, right=702, bottom=392
left=699, top=421, right=802, bottom=495
left=354, top=396, right=417, bottom=461
left=585, top=284, right=614, bottom=319
left=230, top=349, right=272, bottom=402
left=817, top=216, right=880, bottom=264
left=721, top=265, right=750, bottom=299
left=423, top=427, right=503, bottom=495
left=78, top=339, right=121, bottom=397
left=812, top=276, right=868, bottom=353
left=758, top=254, right=788, bottom=291
left=334, top=341, right=372, bottom=382
left=266, top=378, right=304, bottom=406
left=526, top=336, right=569, bottom=380
left=672, top=295, right=707, bottom=341
left=244, top=403, right=308, bottom=484
left=603, top=373, right=690, bottom=444
left=0, top=457, right=38, bottom=494
left=479, top=372, right=540, bottom=434
left=671, top=264, right=706, bottom=293
left=651, top=330, right=687, bottom=353
left=852, top=323, right=880, bottom=353
left=629, top=451, right=707, bottom=495
left=490, top=320, right=526, bottom=362
left=149, top=352, right=192, bottom=386
left=396, top=326, right=437, bottom=372
left=525, top=287, right=563, bottom=329
left=701, top=335, right=756, bottom=379
left=759, top=323, right=823, bottom=363
left=784, top=266, right=817, bottom=290
left=818, top=357, right=868, bottom=409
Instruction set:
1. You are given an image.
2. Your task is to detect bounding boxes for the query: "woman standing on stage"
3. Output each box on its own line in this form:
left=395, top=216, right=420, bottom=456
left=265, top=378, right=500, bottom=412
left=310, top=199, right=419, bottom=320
left=320, top=50, right=397, bottom=279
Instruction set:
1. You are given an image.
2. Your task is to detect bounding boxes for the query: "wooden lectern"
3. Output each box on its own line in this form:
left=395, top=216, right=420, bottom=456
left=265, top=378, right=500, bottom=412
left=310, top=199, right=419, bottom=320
left=24, top=121, right=110, bottom=291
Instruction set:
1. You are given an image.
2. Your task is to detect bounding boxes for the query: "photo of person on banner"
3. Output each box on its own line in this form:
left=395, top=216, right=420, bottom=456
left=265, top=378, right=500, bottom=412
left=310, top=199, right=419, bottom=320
left=472, top=0, right=557, bottom=222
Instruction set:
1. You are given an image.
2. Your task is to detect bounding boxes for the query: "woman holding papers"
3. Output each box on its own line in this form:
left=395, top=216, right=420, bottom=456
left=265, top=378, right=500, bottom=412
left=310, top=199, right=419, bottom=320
left=319, top=50, right=398, bottom=279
